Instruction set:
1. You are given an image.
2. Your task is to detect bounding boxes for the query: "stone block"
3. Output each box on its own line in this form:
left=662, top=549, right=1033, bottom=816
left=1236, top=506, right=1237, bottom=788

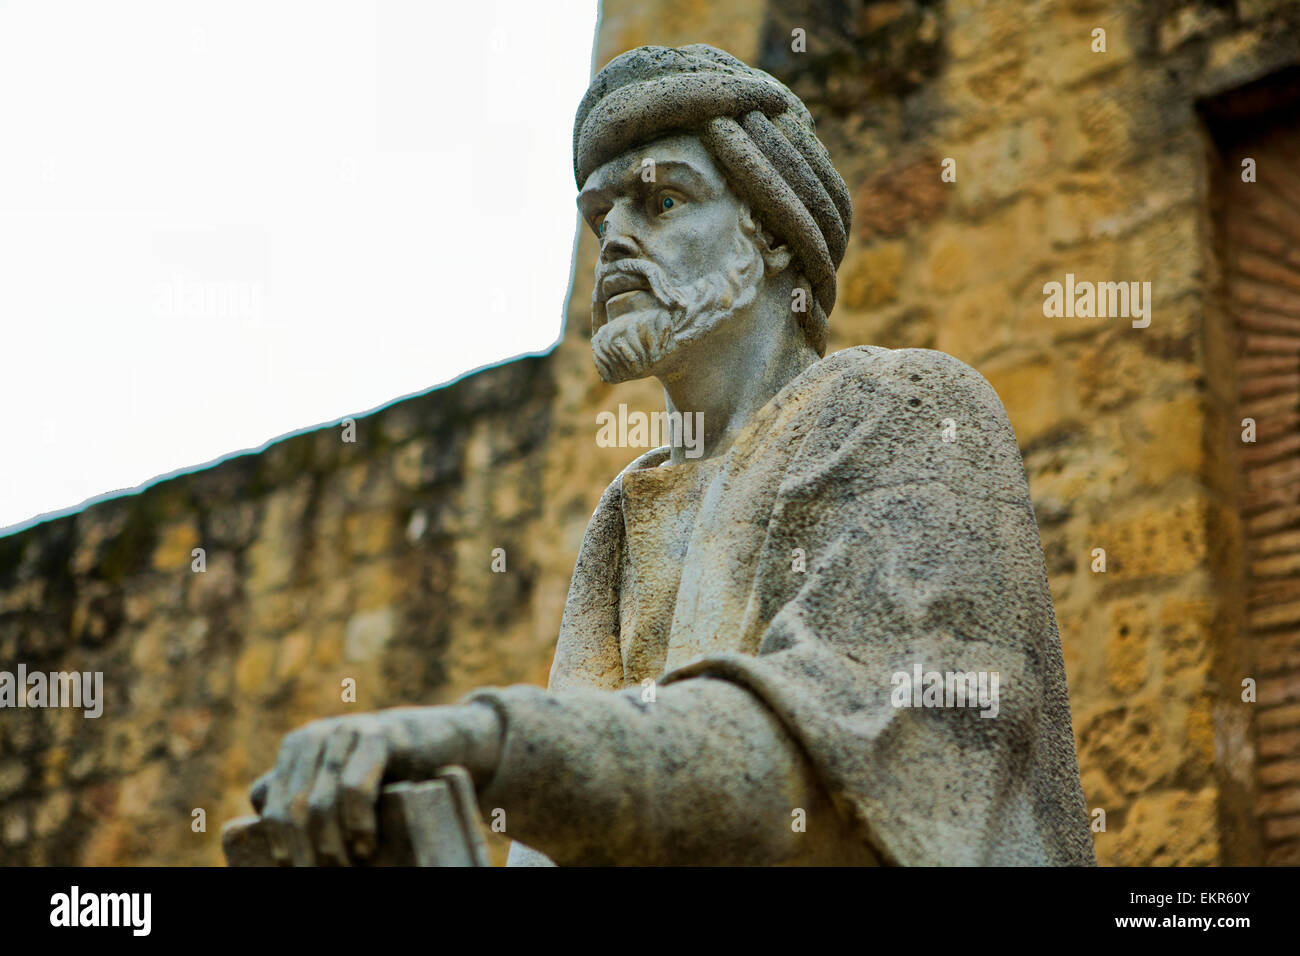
left=1109, top=787, right=1218, bottom=866
left=1105, top=597, right=1152, bottom=694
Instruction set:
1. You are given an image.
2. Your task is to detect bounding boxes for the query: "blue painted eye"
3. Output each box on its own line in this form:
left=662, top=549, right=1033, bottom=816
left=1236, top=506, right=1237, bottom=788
left=662, top=196, right=674, bottom=210
left=598, top=220, right=607, bottom=236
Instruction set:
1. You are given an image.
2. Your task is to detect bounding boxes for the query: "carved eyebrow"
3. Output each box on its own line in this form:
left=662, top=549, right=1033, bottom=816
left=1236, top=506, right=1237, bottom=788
left=577, top=157, right=714, bottom=222
left=576, top=183, right=610, bottom=223
left=650, top=160, right=712, bottom=195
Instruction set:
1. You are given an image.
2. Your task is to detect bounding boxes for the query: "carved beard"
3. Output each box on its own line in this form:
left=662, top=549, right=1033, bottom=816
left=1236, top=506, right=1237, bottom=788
left=590, top=221, right=764, bottom=384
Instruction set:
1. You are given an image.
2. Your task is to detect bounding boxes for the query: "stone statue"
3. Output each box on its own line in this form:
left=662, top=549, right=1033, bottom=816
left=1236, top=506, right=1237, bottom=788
left=243, top=44, right=1096, bottom=866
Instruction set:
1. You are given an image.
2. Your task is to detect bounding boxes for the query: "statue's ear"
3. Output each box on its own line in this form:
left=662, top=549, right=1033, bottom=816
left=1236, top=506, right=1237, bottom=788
left=761, top=239, right=794, bottom=274
left=749, top=214, right=793, bottom=274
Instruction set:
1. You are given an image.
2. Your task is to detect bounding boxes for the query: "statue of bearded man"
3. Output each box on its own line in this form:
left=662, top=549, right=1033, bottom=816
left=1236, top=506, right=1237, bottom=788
left=247, top=44, right=1096, bottom=867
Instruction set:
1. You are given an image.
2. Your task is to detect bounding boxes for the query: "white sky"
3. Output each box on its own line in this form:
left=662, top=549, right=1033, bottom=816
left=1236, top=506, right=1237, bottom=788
left=0, top=0, right=600, bottom=534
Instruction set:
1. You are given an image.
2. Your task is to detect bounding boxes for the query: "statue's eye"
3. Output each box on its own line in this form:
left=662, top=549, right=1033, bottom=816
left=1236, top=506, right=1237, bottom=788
left=661, top=196, right=675, bottom=211
left=597, top=219, right=607, bottom=237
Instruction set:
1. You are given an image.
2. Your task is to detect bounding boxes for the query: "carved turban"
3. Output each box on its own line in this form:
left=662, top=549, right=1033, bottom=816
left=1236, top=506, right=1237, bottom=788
left=574, top=44, right=852, bottom=356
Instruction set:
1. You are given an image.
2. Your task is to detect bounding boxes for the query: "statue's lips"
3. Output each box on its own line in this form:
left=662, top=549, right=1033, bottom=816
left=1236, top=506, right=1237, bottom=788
left=600, top=273, right=651, bottom=302
left=600, top=273, right=654, bottom=322
left=606, top=290, right=646, bottom=307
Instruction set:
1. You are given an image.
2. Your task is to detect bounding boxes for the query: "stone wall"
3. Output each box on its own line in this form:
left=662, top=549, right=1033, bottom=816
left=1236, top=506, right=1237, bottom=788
left=0, top=358, right=558, bottom=864
left=3, top=0, right=1299, bottom=865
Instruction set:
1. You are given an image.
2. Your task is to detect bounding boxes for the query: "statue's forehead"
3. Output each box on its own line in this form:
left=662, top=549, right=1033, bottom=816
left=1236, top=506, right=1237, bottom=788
left=579, top=132, right=724, bottom=194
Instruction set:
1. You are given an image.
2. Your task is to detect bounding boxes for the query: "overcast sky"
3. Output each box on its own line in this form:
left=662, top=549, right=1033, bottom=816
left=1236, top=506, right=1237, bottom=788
left=0, top=0, right=599, bottom=534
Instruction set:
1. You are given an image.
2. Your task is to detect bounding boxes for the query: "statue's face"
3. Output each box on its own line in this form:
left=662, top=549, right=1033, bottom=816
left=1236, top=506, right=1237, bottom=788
left=578, top=133, right=765, bottom=383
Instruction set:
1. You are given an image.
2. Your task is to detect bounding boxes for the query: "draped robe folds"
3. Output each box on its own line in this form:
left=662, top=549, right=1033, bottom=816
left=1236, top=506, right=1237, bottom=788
left=467, top=345, right=1096, bottom=866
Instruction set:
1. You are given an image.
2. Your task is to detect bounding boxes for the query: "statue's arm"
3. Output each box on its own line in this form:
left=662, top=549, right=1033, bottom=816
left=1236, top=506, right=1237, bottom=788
left=465, top=676, right=845, bottom=866
left=246, top=500, right=843, bottom=864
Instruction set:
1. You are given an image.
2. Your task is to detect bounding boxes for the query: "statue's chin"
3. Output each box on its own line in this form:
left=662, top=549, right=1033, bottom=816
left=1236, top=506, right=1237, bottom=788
left=591, top=308, right=676, bottom=384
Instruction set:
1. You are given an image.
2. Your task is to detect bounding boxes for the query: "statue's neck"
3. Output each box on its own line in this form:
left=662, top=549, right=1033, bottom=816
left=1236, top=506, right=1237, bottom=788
left=657, top=308, right=819, bottom=464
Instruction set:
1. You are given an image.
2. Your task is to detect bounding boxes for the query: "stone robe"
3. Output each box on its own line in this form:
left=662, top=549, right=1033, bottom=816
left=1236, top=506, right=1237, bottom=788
left=470, top=345, right=1095, bottom=866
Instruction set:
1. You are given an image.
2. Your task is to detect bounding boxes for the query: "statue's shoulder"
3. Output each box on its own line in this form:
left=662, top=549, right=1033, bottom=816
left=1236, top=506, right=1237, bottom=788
left=590, top=445, right=671, bottom=508
left=794, top=347, right=1028, bottom=490
left=815, top=345, right=1006, bottom=412
left=618, top=445, right=671, bottom=476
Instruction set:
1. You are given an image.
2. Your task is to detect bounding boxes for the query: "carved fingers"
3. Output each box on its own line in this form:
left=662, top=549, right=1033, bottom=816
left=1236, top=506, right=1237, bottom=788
left=248, top=705, right=502, bottom=866
left=253, top=714, right=394, bottom=866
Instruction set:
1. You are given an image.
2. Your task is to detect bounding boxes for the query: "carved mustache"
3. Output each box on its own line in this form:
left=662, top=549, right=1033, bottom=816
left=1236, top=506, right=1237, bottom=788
left=592, top=260, right=686, bottom=326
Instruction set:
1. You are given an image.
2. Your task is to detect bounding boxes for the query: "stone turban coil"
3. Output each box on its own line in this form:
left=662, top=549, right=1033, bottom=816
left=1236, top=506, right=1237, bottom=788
left=574, top=44, right=852, bottom=356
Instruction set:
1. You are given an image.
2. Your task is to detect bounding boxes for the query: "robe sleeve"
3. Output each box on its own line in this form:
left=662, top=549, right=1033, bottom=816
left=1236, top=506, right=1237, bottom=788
left=659, top=347, right=1094, bottom=865
left=466, top=676, right=869, bottom=865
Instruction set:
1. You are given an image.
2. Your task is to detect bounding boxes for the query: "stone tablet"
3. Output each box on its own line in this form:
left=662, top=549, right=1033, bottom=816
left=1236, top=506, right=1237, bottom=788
left=223, top=771, right=489, bottom=867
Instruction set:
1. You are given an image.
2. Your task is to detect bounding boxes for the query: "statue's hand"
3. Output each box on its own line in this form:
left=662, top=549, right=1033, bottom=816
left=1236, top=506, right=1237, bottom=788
left=248, top=704, right=501, bottom=866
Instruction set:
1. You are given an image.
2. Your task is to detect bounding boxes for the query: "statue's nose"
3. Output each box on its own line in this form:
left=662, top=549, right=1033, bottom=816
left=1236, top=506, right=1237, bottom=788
left=598, top=204, right=641, bottom=263
left=599, top=233, right=638, bottom=264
